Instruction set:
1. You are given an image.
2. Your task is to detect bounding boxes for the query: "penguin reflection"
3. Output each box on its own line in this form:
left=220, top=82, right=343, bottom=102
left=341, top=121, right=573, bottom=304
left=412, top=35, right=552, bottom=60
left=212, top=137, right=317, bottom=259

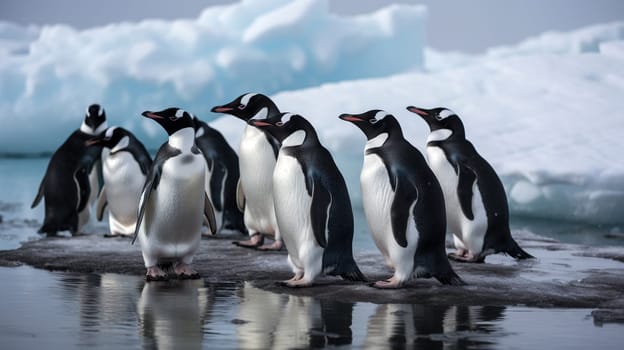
left=137, top=280, right=212, bottom=350
left=58, top=273, right=140, bottom=347
left=363, top=304, right=505, bottom=350
left=236, top=283, right=354, bottom=349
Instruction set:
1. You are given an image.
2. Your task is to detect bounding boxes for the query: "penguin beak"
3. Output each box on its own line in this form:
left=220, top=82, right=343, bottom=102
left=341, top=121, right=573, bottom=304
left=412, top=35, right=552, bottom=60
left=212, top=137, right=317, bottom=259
left=249, top=120, right=272, bottom=127
left=211, top=106, right=233, bottom=113
left=339, top=114, right=364, bottom=122
left=142, top=111, right=163, bottom=120
left=406, top=106, right=429, bottom=117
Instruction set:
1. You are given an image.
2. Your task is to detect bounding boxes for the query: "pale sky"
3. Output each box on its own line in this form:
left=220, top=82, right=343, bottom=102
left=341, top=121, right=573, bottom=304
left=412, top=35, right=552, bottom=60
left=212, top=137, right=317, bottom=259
left=1, top=0, right=622, bottom=52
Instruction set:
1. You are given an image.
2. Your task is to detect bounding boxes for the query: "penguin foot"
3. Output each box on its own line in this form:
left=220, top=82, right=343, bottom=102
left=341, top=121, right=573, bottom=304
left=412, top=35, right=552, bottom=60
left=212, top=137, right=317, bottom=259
left=145, top=266, right=169, bottom=282
left=370, top=277, right=404, bottom=289
left=232, top=233, right=264, bottom=249
left=257, top=240, right=283, bottom=251
left=177, top=272, right=201, bottom=280
left=278, top=272, right=304, bottom=286
left=279, top=279, right=313, bottom=288
left=448, top=252, right=485, bottom=263
left=175, top=263, right=200, bottom=279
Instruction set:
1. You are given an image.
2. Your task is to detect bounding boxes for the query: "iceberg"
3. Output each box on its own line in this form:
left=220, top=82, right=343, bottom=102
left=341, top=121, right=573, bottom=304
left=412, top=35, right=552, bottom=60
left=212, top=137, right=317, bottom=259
left=259, top=24, right=624, bottom=225
left=0, top=0, right=622, bottom=226
left=0, top=0, right=425, bottom=153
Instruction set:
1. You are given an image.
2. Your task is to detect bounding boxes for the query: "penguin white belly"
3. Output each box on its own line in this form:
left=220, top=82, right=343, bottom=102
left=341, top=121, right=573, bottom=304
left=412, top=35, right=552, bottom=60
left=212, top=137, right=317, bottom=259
left=272, top=154, right=321, bottom=271
left=360, top=154, right=418, bottom=275
left=103, top=152, right=145, bottom=234
left=426, top=146, right=487, bottom=254
left=203, top=166, right=225, bottom=230
left=139, top=154, right=205, bottom=265
left=239, top=126, right=278, bottom=234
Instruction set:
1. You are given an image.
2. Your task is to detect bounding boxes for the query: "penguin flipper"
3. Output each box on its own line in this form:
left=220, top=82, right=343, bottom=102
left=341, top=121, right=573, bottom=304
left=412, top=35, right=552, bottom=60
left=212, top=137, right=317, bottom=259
left=74, top=167, right=91, bottom=213
left=457, top=163, right=477, bottom=220
left=31, top=175, right=46, bottom=208
left=204, top=192, right=217, bottom=235
left=390, top=174, right=418, bottom=248
left=132, top=177, right=156, bottom=244
left=95, top=185, right=107, bottom=221
left=310, top=179, right=329, bottom=248
left=208, top=162, right=226, bottom=212
left=132, top=143, right=179, bottom=244
left=236, top=179, right=245, bottom=212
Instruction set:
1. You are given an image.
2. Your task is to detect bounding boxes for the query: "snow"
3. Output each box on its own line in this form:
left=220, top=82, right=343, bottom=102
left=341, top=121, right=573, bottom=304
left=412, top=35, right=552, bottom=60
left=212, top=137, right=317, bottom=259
left=0, top=0, right=425, bottom=154
left=0, top=0, right=623, bottom=225
left=261, top=40, right=624, bottom=225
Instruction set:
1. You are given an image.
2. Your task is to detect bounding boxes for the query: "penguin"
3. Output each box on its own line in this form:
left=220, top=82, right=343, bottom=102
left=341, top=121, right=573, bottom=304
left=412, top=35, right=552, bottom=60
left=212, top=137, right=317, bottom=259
left=135, top=108, right=217, bottom=281
left=192, top=116, right=246, bottom=235
left=340, top=110, right=464, bottom=288
left=137, top=280, right=210, bottom=349
left=250, top=112, right=366, bottom=287
left=86, top=126, right=152, bottom=237
left=211, top=93, right=282, bottom=251
left=407, top=106, right=534, bottom=263
left=31, top=103, right=107, bottom=236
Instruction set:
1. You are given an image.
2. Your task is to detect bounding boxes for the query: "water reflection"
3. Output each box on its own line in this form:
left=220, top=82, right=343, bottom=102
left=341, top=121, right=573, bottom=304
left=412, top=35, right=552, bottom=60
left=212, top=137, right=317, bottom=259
left=363, top=304, right=504, bottom=349
left=137, top=280, right=213, bottom=350
left=58, top=273, right=141, bottom=348
left=3, top=266, right=613, bottom=349
left=236, top=282, right=355, bottom=349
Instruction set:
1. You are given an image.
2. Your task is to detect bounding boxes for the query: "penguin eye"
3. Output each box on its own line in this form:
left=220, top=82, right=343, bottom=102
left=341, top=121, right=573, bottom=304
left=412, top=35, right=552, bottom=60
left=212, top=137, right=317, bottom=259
left=238, top=104, right=246, bottom=110
left=435, top=114, right=443, bottom=121
left=369, top=118, right=378, bottom=124
left=276, top=121, right=284, bottom=126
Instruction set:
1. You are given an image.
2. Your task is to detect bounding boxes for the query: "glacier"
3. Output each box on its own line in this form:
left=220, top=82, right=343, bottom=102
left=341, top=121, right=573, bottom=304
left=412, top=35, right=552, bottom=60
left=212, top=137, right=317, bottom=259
left=0, top=0, right=623, bottom=226
left=0, top=0, right=425, bottom=153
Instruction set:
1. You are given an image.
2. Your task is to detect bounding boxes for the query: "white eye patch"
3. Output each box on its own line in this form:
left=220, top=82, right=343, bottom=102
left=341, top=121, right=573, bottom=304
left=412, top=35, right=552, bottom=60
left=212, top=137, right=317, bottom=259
left=277, top=113, right=295, bottom=125
left=370, top=110, right=389, bottom=124
left=195, top=126, right=205, bottom=138
left=175, top=109, right=186, bottom=118
left=98, top=107, right=104, bottom=116
left=240, top=93, right=258, bottom=108
left=105, top=126, right=117, bottom=139
left=438, top=109, right=455, bottom=120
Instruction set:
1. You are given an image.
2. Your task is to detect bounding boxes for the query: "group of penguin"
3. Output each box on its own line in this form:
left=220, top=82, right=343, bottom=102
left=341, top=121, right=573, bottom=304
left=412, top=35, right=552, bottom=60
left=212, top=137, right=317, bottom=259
left=32, top=93, right=533, bottom=288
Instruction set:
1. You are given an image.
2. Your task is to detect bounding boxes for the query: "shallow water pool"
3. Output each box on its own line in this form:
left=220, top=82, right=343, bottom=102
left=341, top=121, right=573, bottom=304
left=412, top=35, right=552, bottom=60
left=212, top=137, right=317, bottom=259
left=0, top=266, right=622, bottom=349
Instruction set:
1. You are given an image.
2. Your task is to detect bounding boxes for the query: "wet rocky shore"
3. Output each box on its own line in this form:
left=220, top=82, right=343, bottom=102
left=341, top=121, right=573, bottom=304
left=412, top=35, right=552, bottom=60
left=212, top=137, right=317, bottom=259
left=1, top=226, right=623, bottom=325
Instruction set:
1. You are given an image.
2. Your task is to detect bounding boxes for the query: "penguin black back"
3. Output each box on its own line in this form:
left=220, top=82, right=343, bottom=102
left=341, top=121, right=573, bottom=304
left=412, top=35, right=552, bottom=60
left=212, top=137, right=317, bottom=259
left=408, top=106, right=533, bottom=261
left=251, top=113, right=366, bottom=283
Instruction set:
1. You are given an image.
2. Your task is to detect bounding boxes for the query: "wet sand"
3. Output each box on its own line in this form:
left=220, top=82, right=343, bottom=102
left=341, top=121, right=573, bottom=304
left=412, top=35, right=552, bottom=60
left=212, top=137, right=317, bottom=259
left=1, top=229, right=623, bottom=325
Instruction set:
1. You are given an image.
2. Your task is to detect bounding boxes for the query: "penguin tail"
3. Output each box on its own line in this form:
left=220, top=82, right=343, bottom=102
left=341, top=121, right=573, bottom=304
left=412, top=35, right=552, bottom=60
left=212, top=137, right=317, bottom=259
left=415, top=249, right=467, bottom=286
left=339, top=264, right=367, bottom=282
left=157, top=262, right=175, bottom=273
left=504, top=239, right=534, bottom=260
left=323, top=256, right=367, bottom=282
left=434, top=270, right=466, bottom=286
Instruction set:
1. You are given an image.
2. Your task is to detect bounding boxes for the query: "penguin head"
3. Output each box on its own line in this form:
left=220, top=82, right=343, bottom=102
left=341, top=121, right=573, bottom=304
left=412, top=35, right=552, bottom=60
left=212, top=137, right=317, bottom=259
left=339, top=110, right=401, bottom=140
left=406, top=106, right=465, bottom=140
left=142, top=108, right=194, bottom=136
left=81, top=103, right=107, bottom=135
left=211, top=93, right=280, bottom=122
left=86, top=126, right=128, bottom=148
left=192, top=115, right=204, bottom=136
left=249, top=112, right=313, bottom=145
left=192, top=115, right=215, bottom=139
